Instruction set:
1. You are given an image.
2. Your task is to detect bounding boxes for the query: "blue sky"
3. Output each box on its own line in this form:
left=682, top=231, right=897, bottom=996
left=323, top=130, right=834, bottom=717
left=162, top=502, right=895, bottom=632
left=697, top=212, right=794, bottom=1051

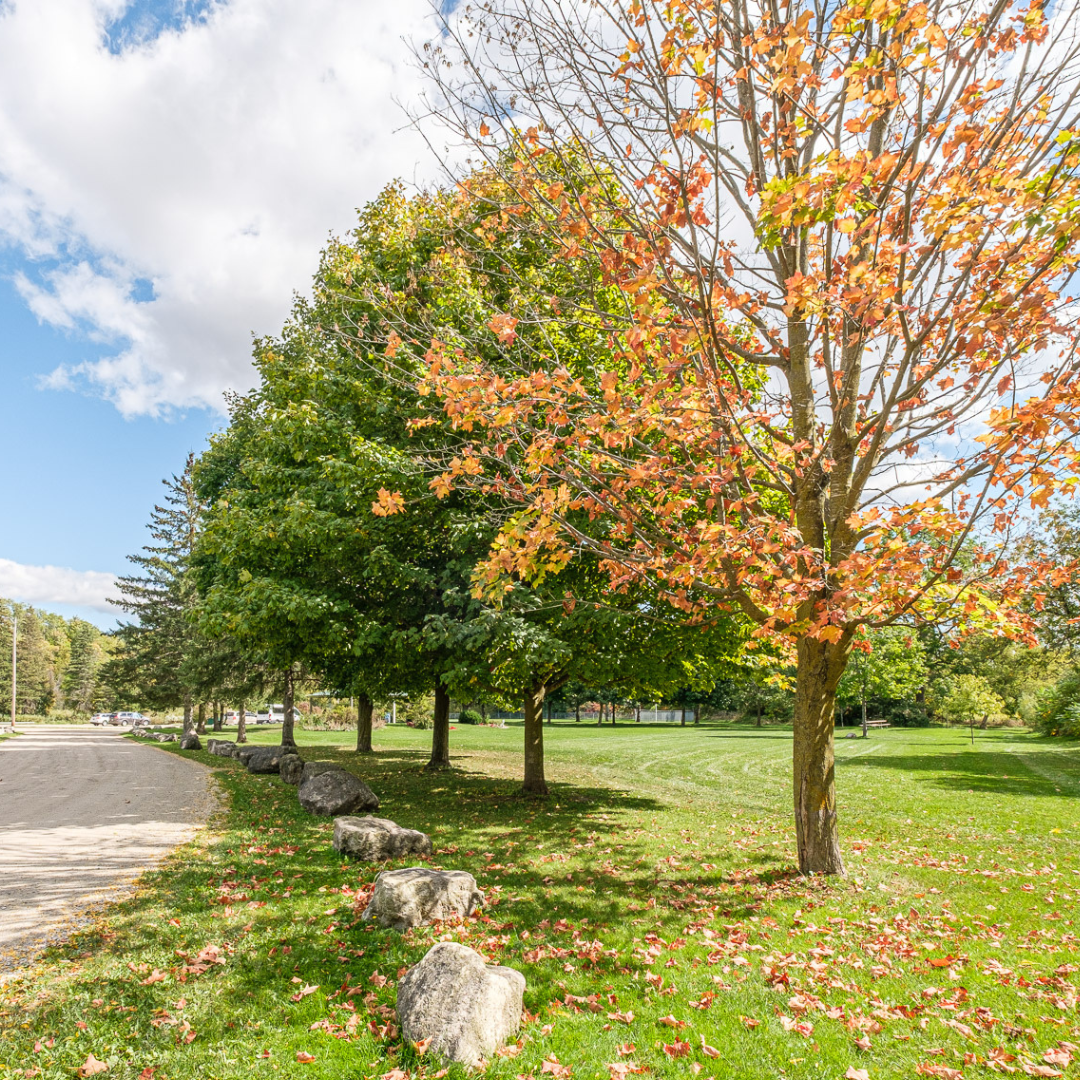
left=0, top=0, right=433, bottom=627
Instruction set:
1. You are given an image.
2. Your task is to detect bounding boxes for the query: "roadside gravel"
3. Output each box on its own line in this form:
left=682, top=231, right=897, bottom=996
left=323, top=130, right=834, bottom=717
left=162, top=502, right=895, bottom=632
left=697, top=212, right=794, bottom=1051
left=0, top=725, right=219, bottom=980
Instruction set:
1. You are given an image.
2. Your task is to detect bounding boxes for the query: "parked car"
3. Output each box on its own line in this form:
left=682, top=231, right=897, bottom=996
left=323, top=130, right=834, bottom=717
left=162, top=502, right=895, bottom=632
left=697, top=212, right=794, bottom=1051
left=112, top=711, right=148, bottom=726
left=90, top=712, right=113, bottom=726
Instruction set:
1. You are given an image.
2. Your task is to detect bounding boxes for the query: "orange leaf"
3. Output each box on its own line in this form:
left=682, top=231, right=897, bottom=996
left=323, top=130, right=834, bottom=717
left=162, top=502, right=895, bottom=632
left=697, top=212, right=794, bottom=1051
left=296, top=1052, right=316, bottom=1064
left=77, top=1056, right=109, bottom=1078
left=846, top=1070, right=870, bottom=1080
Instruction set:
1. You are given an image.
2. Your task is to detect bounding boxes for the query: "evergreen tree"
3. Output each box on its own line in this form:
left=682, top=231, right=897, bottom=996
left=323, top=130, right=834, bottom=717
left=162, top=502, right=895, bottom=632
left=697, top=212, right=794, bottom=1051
left=106, top=456, right=205, bottom=729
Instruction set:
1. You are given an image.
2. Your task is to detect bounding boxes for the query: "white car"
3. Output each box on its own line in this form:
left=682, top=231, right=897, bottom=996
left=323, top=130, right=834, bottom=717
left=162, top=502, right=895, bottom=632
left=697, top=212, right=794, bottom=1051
left=90, top=713, right=113, bottom=725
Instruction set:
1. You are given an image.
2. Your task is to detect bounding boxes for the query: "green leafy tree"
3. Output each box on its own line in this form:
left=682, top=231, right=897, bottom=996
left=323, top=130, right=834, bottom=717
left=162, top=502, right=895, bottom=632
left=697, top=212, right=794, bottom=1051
left=838, top=628, right=928, bottom=736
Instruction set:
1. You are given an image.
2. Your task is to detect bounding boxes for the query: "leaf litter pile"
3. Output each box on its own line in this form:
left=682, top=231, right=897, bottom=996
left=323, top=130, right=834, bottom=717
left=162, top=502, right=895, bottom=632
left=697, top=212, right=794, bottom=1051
left=0, top=723, right=1076, bottom=1080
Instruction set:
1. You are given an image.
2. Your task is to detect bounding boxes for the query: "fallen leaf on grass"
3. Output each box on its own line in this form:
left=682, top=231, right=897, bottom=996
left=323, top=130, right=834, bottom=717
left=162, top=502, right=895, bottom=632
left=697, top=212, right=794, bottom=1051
left=608, top=1064, right=647, bottom=1079
left=1021, top=1067, right=1060, bottom=1078
left=137, top=1070, right=156, bottom=1080
left=915, top=1065, right=963, bottom=1079
left=845, top=1069, right=870, bottom=1080
left=617, top=1044, right=636, bottom=1057
left=854, top=1036, right=872, bottom=1052
left=699, top=1037, right=720, bottom=1059
left=658, top=1015, right=686, bottom=1030
left=1042, top=1049, right=1072, bottom=1069
left=140, top=970, right=167, bottom=985
left=739, top=1016, right=760, bottom=1029
left=77, top=1055, right=108, bottom=1077
left=381, top=1070, right=409, bottom=1080
left=290, top=984, right=319, bottom=1002
left=541, top=1058, right=572, bottom=1078
left=296, top=1052, right=315, bottom=1064
left=608, top=1011, right=634, bottom=1025
left=660, top=1041, right=690, bottom=1059
left=780, top=1016, right=814, bottom=1038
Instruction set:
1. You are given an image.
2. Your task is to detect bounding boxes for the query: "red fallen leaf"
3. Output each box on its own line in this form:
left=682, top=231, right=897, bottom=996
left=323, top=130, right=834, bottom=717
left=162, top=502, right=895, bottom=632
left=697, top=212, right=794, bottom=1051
left=541, top=1058, right=572, bottom=1078
left=740, top=1016, right=760, bottom=1029
left=290, top=984, right=320, bottom=1002
left=915, top=1065, right=964, bottom=1079
left=182, top=1028, right=196, bottom=1045
left=608, top=1064, right=647, bottom=1079
left=258, top=1051, right=271, bottom=1059
left=1022, top=1067, right=1061, bottom=1078
left=928, top=957, right=958, bottom=968
left=381, top=1071, right=409, bottom=1080
left=988, top=1048, right=1017, bottom=1073
left=780, top=1016, right=814, bottom=1038
left=661, top=1041, right=690, bottom=1059
left=77, top=1055, right=109, bottom=1077
left=608, top=1011, right=635, bottom=1025
left=496, top=1045, right=522, bottom=1058
left=700, top=1037, right=721, bottom=1059
left=369, top=971, right=388, bottom=988
left=1042, top=1049, right=1072, bottom=1068
left=617, top=1044, right=636, bottom=1056
left=854, top=1035, right=872, bottom=1051
left=75, top=1021, right=88, bottom=1031
left=91, top=999, right=104, bottom=1008
left=414, top=1038, right=432, bottom=1055
left=141, top=970, right=167, bottom=985
left=296, top=1052, right=315, bottom=1064
left=138, top=1070, right=156, bottom=1080
left=845, top=1070, right=870, bottom=1080
left=658, top=1015, right=686, bottom=1029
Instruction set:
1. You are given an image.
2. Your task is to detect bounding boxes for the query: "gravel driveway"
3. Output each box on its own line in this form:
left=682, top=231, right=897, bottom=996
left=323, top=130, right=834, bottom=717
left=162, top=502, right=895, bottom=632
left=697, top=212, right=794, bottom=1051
left=0, top=724, right=218, bottom=979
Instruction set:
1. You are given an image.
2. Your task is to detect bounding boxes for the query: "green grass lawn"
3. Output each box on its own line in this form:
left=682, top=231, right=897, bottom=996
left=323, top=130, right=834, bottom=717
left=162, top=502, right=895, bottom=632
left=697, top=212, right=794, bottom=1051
left=1, top=722, right=1078, bottom=1080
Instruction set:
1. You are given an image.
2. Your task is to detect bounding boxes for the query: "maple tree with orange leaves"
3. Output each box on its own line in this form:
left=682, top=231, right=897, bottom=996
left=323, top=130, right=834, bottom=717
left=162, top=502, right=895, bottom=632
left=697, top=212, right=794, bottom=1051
left=393, top=0, right=1080, bottom=872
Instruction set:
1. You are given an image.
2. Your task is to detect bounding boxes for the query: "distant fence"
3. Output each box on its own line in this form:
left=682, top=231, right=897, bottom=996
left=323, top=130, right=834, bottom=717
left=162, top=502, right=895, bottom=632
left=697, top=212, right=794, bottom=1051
left=451, top=707, right=691, bottom=724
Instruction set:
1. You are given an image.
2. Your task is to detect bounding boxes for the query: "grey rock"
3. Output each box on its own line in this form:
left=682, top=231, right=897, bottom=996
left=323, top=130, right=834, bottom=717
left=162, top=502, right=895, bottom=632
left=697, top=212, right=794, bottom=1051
left=333, top=815, right=433, bottom=862
left=363, top=867, right=481, bottom=930
left=179, top=732, right=202, bottom=751
left=301, top=761, right=346, bottom=784
left=396, top=942, right=524, bottom=1066
left=279, top=753, right=306, bottom=785
left=206, top=738, right=238, bottom=757
left=247, top=747, right=297, bottom=775
left=298, top=770, right=379, bottom=816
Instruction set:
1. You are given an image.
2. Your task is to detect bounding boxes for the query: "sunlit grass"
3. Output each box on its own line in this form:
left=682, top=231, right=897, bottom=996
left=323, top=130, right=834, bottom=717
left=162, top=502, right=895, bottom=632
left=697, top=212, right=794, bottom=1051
left=0, top=722, right=1077, bottom=1080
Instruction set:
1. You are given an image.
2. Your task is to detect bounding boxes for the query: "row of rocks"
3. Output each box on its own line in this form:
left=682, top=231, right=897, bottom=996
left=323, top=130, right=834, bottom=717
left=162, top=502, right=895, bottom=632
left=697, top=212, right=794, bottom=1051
left=177, top=736, right=524, bottom=1065
left=132, top=729, right=179, bottom=743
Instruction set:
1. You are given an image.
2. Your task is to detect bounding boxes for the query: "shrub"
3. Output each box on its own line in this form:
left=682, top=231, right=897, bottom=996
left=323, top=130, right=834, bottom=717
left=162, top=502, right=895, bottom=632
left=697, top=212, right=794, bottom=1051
left=1036, top=670, right=1080, bottom=737
left=881, top=700, right=931, bottom=727
left=928, top=674, right=1008, bottom=727
left=458, top=708, right=484, bottom=725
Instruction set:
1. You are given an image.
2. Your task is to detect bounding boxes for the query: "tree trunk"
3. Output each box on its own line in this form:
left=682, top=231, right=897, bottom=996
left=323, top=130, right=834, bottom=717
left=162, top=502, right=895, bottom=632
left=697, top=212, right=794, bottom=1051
left=793, top=637, right=847, bottom=876
left=861, top=692, right=868, bottom=738
left=237, top=699, right=247, bottom=744
left=545, top=698, right=551, bottom=724
left=756, top=700, right=762, bottom=727
left=183, top=693, right=193, bottom=735
left=522, top=680, right=548, bottom=797
left=356, top=692, right=373, bottom=754
left=427, top=681, right=451, bottom=770
left=681, top=705, right=686, bottom=727
left=281, top=667, right=297, bottom=748
left=213, top=700, right=223, bottom=732
left=694, top=704, right=700, bottom=725
left=196, top=701, right=206, bottom=735
left=575, top=701, right=580, bottom=723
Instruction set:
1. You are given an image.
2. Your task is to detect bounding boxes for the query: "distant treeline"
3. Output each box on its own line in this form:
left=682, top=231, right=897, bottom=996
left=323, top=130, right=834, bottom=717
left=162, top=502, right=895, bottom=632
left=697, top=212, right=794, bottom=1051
left=0, top=598, right=117, bottom=716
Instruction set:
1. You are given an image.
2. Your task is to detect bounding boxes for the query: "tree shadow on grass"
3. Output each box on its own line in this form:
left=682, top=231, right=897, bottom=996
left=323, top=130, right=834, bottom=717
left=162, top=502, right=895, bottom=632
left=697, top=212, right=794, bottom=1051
left=839, top=749, right=1077, bottom=798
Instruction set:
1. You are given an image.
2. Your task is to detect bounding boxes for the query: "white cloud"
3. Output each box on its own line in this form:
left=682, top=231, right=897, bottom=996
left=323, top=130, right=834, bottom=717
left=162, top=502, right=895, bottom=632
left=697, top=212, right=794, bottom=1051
left=0, top=0, right=438, bottom=417
left=0, top=558, right=119, bottom=613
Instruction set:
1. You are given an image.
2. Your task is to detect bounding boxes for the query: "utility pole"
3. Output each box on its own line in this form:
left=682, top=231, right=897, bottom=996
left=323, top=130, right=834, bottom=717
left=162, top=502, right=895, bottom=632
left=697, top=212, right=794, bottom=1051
left=9, top=615, right=16, bottom=732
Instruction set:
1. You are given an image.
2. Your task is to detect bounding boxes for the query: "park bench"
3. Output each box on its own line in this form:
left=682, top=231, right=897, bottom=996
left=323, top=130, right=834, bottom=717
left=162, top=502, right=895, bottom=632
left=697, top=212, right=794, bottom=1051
left=864, top=720, right=890, bottom=729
